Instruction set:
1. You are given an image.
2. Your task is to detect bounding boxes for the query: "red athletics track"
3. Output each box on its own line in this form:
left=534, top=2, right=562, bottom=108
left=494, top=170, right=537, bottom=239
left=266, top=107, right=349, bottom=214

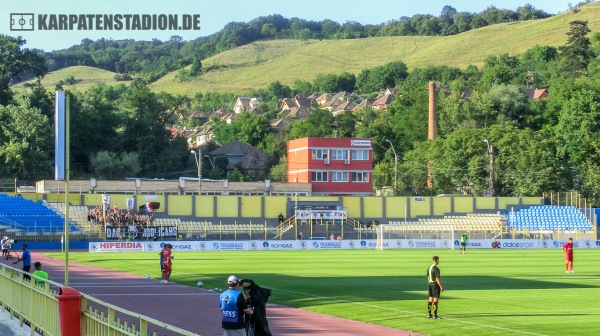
left=1, top=251, right=423, bottom=336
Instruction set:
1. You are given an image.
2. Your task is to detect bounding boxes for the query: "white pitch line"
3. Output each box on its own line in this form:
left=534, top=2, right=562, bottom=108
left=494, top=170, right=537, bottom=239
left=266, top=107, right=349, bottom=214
left=275, top=288, right=548, bottom=336
left=71, top=285, right=187, bottom=288
left=67, top=282, right=156, bottom=285
left=90, top=293, right=215, bottom=296
left=73, top=260, right=547, bottom=334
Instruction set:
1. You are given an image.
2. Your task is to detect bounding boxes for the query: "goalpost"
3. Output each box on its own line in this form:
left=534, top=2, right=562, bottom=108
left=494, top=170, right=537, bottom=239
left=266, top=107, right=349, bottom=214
left=376, top=224, right=456, bottom=250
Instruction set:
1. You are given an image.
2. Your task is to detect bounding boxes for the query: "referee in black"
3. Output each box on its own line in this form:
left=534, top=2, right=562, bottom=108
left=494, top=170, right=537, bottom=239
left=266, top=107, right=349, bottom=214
left=427, top=255, right=443, bottom=319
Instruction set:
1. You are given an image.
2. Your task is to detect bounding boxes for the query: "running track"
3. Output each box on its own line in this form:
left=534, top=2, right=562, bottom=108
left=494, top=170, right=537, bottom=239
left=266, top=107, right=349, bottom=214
left=1, top=251, right=422, bottom=336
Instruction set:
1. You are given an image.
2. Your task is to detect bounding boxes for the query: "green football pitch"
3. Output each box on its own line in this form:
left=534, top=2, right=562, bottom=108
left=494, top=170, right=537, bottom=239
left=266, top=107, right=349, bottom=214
left=47, top=248, right=599, bottom=336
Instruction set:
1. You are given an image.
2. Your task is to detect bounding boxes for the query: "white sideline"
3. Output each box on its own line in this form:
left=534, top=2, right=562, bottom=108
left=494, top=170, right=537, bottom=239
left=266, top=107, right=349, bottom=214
left=276, top=288, right=548, bottom=336
left=109, top=259, right=548, bottom=335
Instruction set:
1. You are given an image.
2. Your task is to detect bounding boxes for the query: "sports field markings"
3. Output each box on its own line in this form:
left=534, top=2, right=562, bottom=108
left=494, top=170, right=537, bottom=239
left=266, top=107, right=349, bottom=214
left=90, top=293, right=215, bottom=296
left=275, top=288, right=548, bottom=336
left=76, top=259, right=548, bottom=335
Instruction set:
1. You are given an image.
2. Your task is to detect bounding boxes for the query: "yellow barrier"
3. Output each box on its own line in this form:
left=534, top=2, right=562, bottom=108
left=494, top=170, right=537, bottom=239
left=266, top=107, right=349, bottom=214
left=0, top=265, right=200, bottom=336
left=81, top=294, right=198, bottom=336
left=0, top=264, right=60, bottom=336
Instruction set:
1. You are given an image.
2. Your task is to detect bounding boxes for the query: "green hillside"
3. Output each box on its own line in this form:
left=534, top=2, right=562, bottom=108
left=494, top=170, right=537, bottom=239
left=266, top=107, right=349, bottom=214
left=151, top=2, right=598, bottom=94
left=15, top=65, right=131, bottom=92
left=17, top=2, right=600, bottom=95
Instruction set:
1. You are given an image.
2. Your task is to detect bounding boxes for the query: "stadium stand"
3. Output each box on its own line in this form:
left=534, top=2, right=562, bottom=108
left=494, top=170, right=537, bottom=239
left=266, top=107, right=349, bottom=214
left=45, top=203, right=99, bottom=234
left=506, top=205, right=593, bottom=231
left=375, top=213, right=503, bottom=240
left=0, top=194, right=79, bottom=233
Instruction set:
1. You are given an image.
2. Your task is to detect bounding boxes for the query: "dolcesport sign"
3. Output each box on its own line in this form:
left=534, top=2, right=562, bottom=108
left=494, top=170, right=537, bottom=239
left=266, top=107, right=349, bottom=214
left=89, top=239, right=600, bottom=252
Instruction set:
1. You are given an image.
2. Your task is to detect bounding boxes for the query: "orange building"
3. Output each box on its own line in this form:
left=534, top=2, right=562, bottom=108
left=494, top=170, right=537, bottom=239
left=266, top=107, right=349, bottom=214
left=287, top=137, right=373, bottom=195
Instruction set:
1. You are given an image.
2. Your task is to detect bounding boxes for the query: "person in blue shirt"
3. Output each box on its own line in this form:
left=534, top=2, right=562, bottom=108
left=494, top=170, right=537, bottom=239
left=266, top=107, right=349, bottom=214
left=219, top=275, right=253, bottom=336
left=13, top=244, right=32, bottom=280
left=1, top=236, right=9, bottom=259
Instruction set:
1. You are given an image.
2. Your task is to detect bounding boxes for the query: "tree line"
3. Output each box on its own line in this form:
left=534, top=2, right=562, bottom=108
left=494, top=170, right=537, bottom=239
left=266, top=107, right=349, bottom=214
left=39, top=3, right=579, bottom=83
left=0, top=19, right=599, bottom=205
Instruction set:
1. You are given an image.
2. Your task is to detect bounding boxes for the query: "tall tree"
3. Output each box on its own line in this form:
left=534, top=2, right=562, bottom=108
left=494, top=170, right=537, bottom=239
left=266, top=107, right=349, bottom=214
left=0, top=97, right=52, bottom=179
left=558, top=20, right=595, bottom=76
left=0, top=35, right=47, bottom=105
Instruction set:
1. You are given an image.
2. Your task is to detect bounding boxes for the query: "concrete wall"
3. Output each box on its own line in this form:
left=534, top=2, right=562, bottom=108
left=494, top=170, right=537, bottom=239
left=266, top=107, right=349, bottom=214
left=31, top=193, right=544, bottom=224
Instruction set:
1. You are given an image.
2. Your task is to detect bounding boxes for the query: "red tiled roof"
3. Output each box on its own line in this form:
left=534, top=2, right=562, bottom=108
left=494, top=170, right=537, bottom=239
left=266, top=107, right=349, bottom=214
left=371, top=94, right=394, bottom=106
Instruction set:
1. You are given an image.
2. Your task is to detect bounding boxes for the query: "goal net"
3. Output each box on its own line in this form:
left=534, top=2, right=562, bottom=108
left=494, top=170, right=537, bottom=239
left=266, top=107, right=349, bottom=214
left=376, top=223, right=456, bottom=250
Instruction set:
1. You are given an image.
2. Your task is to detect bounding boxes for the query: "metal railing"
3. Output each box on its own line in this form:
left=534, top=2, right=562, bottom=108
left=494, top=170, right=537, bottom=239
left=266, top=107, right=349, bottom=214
left=0, top=264, right=200, bottom=336
left=0, top=264, right=60, bottom=335
left=82, top=294, right=198, bottom=336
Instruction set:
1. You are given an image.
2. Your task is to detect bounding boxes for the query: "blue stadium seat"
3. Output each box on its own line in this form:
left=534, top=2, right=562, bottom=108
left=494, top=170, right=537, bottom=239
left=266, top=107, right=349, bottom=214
left=0, top=194, right=80, bottom=233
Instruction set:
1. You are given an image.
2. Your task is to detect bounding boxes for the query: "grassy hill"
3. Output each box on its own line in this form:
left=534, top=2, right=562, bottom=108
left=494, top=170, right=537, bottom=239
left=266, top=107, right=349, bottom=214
left=15, top=66, right=131, bottom=93
left=17, top=2, right=600, bottom=95
left=152, top=2, right=598, bottom=94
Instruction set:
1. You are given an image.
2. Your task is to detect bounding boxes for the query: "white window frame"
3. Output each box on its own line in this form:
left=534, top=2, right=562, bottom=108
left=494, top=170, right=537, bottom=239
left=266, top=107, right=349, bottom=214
left=331, top=149, right=349, bottom=160
left=352, top=172, right=369, bottom=182
left=311, top=171, right=328, bottom=182
left=331, top=171, right=349, bottom=182
left=311, top=149, right=329, bottom=160
left=351, top=149, right=369, bottom=160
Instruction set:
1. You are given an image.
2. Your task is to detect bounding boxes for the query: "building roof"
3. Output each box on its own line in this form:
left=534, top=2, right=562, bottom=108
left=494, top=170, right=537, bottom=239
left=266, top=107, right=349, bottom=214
left=321, top=97, right=345, bottom=109
left=295, top=97, right=313, bottom=107
left=333, top=101, right=358, bottom=113
left=210, top=140, right=270, bottom=170
left=189, top=112, right=211, bottom=119
left=210, top=140, right=260, bottom=156
left=524, top=88, right=549, bottom=100
left=371, top=94, right=394, bottom=106
left=333, top=91, right=361, bottom=101
left=352, top=99, right=371, bottom=111
left=385, top=87, right=399, bottom=95
left=271, top=118, right=294, bottom=130
left=285, top=106, right=311, bottom=119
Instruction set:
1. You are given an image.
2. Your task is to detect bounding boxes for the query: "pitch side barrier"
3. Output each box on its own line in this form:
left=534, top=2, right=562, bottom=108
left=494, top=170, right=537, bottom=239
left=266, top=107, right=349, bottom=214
left=88, top=239, right=600, bottom=252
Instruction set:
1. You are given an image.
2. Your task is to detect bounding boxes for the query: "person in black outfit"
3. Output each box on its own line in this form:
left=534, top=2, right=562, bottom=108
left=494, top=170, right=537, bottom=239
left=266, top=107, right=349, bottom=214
left=427, top=255, right=443, bottom=319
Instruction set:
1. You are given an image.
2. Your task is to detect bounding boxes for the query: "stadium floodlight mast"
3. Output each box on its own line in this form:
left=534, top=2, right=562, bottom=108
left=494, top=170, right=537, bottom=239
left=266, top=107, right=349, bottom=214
left=483, top=139, right=494, bottom=196
left=191, top=149, right=202, bottom=195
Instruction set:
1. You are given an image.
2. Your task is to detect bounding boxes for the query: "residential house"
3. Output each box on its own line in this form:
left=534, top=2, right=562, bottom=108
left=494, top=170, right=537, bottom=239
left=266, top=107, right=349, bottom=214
left=282, top=106, right=311, bottom=120
left=316, top=93, right=330, bottom=106
left=302, top=93, right=321, bottom=100
left=352, top=99, right=371, bottom=111
left=524, top=88, right=549, bottom=101
left=193, top=124, right=214, bottom=147
left=210, top=140, right=270, bottom=179
left=332, top=91, right=361, bottom=101
left=332, top=101, right=358, bottom=116
left=280, top=98, right=298, bottom=110
left=187, top=111, right=211, bottom=124
left=371, top=93, right=395, bottom=110
left=271, top=118, right=294, bottom=131
left=220, top=112, right=237, bottom=124
left=321, top=97, right=346, bottom=111
left=234, top=97, right=264, bottom=114
left=384, top=87, right=398, bottom=96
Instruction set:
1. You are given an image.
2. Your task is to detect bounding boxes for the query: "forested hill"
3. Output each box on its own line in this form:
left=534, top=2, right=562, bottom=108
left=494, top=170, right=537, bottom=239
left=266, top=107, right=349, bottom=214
left=30, top=1, right=600, bottom=95
left=44, top=3, right=559, bottom=82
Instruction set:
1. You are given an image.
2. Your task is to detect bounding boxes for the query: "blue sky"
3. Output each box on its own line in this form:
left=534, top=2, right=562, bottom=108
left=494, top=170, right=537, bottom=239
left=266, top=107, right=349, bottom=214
left=0, top=0, right=576, bottom=52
